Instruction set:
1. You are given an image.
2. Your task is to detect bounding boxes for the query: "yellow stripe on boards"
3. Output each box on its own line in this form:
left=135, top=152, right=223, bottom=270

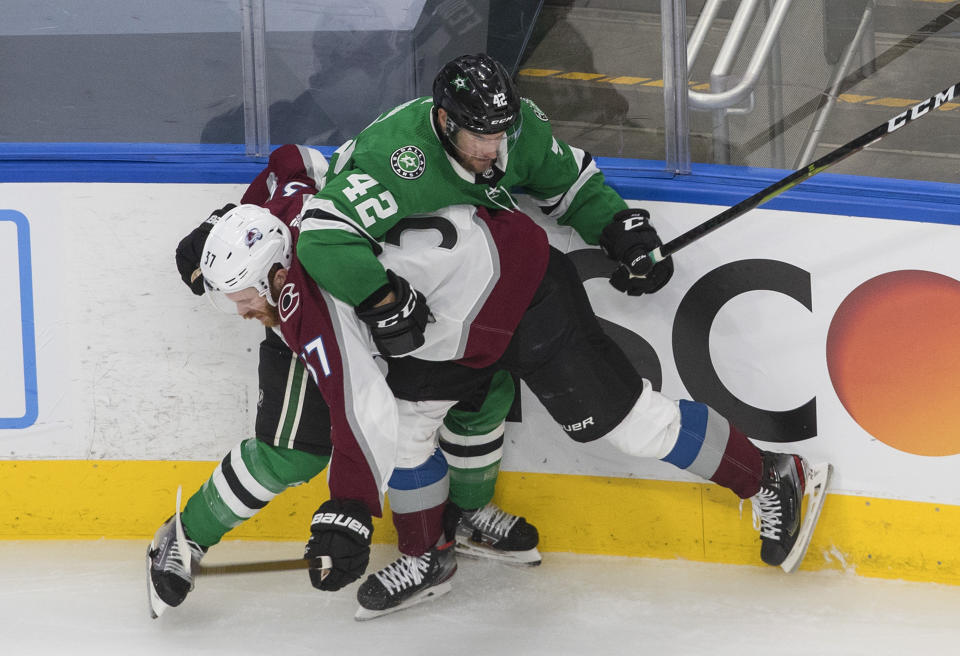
left=0, top=459, right=399, bottom=545
left=2, top=460, right=958, bottom=585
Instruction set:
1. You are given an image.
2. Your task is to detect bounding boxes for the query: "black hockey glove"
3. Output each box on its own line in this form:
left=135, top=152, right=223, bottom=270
left=174, top=203, right=236, bottom=295
left=598, top=208, right=674, bottom=296
left=304, top=498, right=373, bottom=591
left=355, top=269, right=432, bottom=356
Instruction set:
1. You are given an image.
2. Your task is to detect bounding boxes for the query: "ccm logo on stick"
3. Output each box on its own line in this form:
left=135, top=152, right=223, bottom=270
left=887, top=84, right=957, bottom=132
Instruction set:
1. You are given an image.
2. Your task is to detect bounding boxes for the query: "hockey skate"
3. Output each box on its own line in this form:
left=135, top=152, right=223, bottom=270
left=750, top=452, right=832, bottom=573
left=146, top=489, right=207, bottom=618
left=355, top=542, right=458, bottom=621
left=454, top=502, right=541, bottom=566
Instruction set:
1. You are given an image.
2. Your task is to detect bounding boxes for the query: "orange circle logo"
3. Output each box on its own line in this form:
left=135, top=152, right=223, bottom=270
left=827, top=270, right=960, bottom=456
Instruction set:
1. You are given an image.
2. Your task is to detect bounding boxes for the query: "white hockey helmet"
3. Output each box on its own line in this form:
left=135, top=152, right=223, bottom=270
left=200, top=204, right=292, bottom=311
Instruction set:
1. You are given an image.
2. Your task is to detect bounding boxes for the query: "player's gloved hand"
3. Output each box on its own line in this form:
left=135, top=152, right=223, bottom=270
left=304, top=498, right=373, bottom=591
left=355, top=269, right=433, bottom=356
left=598, top=208, right=674, bottom=296
left=174, top=203, right=236, bottom=295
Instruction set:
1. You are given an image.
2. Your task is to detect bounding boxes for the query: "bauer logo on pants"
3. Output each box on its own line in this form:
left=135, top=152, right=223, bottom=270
left=0, top=210, right=38, bottom=429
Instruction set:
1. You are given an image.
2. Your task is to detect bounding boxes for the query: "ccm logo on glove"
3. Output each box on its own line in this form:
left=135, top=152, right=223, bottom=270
left=373, top=290, right=419, bottom=329
left=355, top=269, right=432, bottom=356
left=599, top=208, right=674, bottom=296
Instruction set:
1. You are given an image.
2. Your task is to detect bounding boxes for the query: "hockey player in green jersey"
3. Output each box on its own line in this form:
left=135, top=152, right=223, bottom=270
left=299, top=53, right=672, bottom=306
left=291, top=53, right=831, bottom=612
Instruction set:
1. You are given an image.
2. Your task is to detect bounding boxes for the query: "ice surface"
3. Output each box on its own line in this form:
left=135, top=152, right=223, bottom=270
left=3, top=540, right=959, bottom=655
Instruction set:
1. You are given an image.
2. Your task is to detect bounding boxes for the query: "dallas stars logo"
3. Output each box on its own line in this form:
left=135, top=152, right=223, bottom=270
left=391, top=145, right=426, bottom=179
left=452, top=75, right=469, bottom=91
left=523, top=97, right=548, bottom=122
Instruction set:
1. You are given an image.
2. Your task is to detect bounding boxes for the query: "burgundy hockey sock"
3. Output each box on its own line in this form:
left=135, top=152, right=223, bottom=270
left=709, top=425, right=763, bottom=499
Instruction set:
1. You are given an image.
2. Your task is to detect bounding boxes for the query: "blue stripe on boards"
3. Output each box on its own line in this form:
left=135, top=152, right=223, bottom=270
left=595, top=157, right=960, bottom=226
left=1, top=143, right=957, bottom=224
left=0, top=143, right=335, bottom=183
left=0, top=211, right=38, bottom=429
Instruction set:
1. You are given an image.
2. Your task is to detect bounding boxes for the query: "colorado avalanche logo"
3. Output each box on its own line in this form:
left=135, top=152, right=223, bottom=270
left=278, top=282, right=300, bottom=322
left=245, top=227, right=263, bottom=248
left=391, top=145, right=426, bottom=179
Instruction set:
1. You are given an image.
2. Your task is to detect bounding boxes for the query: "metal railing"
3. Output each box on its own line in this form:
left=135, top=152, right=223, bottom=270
left=685, top=0, right=795, bottom=165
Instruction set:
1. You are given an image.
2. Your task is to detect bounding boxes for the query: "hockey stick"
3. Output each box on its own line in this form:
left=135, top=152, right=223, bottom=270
left=195, top=557, right=314, bottom=576
left=643, top=80, right=960, bottom=267
left=196, top=554, right=331, bottom=577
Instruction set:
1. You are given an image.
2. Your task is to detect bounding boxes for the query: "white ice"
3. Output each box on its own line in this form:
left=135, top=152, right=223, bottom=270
left=3, top=540, right=959, bottom=655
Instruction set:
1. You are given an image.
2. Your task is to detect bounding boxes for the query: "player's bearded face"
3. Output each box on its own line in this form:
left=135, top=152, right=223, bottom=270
left=450, top=127, right=506, bottom=174
left=226, top=286, right=280, bottom=327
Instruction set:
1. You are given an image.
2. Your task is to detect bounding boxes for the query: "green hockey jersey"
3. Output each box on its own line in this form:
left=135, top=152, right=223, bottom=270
left=297, top=95, right=628, bottom=305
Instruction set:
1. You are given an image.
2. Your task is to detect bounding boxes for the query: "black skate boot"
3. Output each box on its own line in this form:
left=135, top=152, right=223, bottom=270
left=751, top=452, right=807, bottom=568
left=455, top=502, right=541, bottom=566
left=355, top=542, right=458, bottom=621
left=146, top=513, right=206, bottom=618
left=750, top=452, right=833, bottom=573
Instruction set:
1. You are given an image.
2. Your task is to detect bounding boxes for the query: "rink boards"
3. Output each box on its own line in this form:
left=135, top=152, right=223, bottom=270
left=1, top=151, right=960, bottom=585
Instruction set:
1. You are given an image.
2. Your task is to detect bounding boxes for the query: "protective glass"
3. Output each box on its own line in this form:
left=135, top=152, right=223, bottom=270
left=204, top=280, right=269, bottom=316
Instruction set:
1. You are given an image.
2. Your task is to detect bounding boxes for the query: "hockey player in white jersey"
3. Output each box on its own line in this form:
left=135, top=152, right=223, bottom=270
left=287, top=51, right=830, bottom=593
left=148, top=144, right=538, bottom=621
left=196, top=201, right=829, bottom=618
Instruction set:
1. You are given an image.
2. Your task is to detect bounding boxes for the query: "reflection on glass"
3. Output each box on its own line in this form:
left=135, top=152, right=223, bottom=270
left=516, top=0, right=959, bottom=183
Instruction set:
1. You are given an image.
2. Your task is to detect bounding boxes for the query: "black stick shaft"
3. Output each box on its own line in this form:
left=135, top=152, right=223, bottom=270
left=655, top=80, right=960, bottom=261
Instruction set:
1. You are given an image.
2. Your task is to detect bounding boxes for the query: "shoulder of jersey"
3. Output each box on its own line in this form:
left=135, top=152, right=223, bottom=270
left=353, top=97, right=439, bottom=183
left=513, top=96, right=553, bottom=152
left=520, top=96, right=550, bottom=124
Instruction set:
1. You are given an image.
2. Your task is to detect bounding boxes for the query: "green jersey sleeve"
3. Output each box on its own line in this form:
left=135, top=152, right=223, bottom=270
left=513, top=99, right=628, bottom=245
left=296, top=227, right=388, bottom=307
left=297, top=165, right=417, bottom=305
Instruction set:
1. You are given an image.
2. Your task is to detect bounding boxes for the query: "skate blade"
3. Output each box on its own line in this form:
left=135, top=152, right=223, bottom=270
left=146, top=548, right=169, bottom=619
left=172, top=486, right=191, bottom=579
left=780, top=462, right=833, bottom=574
left=454, top=539, right=542, bottom=566
left=353, top=581, right=453, bottom=621
left=147, top=485, right=187, bottom=619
